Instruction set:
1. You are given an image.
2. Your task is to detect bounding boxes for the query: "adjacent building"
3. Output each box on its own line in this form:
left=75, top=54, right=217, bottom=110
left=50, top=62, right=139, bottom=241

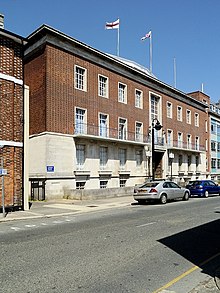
left=24, top=25, right=210, bottom=200
left=0, top=15, right=29, bottom=210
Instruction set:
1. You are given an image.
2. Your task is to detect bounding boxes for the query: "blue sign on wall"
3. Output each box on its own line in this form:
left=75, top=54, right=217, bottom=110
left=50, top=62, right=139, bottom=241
left=47, top=166, right=54, bottom=172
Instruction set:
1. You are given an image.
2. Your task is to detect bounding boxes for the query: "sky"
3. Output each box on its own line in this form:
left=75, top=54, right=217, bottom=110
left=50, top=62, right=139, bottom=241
left=1, top=0, right=220, bottom=102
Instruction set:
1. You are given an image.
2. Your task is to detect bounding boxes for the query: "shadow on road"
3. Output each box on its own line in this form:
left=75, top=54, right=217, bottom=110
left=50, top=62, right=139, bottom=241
left=158, top=219, right=220, bottom=278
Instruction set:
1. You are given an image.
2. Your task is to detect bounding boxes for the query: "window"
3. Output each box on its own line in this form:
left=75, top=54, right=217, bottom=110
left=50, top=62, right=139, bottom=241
left=99, top=113, right=108, bottom=137
left=100, top=180, right=108, bottom=188
left=218, top=142, right=220, bottom=152
left=75, top=108, right=86, bottom=134
left=211, top=122, right=216, bottom=133
left=177, top=106, right=182, bottom=121
left=167, top=102, right=172, bottom=118
left=187, top=134, right=192, bottom=149
left=218, top=159, right=220, bottom=169
left=211, top=158, right=216, bottom=169
left=195, top=136, right=199, bottom=150
left=118, top=82, right=127, bottom=103
left=100, top=146, right=108, bottom=169
left=76, top=182, right=85, bottom=190
left=211, top=141, right=216, bottom=151
left=195, top=113, right=199, bottom=127
left=98, top=75, right=108, bottom=98
left=135, top=89, right=143, bottom=108
left=186, top=110, right=191, bottom=124
left=135, top=122, right=143, bottom=142
left=120, top=179, right=126, bottom=187
left=136, top=150, right=143, bottom=166
left=119, top=148, right=126, bottom=169
left=188, top=155, right=191, bottom=170
left=75, top=65, right=87, bottom=91
left=196, top=156, right=199, bottom=168
left=177, top=132, right=183, bottom=148
left=76, top=144, right=85, bottom=170
left=118, top=118, right=127, bottom=140
left=151, top=93, right=159, bottom=120
left=167, top=130, right=173, bottom=147
left=178, top=155, right=183, bottom=167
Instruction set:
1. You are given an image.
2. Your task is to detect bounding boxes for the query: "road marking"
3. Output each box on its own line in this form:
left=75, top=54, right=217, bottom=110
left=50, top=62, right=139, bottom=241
left=11, top=227, right=21, bottom=231
left=136, top=222, right=156, bottom=228
left=25, top=224, right=36, bottom=228
left=153, top=252, right=220, bottom=293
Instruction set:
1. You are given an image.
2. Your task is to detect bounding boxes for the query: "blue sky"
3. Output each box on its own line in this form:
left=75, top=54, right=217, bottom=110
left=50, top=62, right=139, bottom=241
left=1, top=0, right=220, bottom=102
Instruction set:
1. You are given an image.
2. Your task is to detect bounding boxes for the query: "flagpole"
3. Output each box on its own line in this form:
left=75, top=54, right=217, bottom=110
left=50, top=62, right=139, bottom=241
left=117, top=23, right=120, bottom=56
left=174, top=57, right=176, bottom=88
left=149, top=32, right=152, bottom=73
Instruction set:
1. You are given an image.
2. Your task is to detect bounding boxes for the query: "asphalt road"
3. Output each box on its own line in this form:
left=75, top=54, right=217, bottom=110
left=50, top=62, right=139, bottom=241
left=1, top=196, right=220, bottom=293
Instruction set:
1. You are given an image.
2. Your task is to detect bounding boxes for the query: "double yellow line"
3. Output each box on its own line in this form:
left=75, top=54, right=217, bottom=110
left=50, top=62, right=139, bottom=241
left=153, top=252, right=220, bottom=293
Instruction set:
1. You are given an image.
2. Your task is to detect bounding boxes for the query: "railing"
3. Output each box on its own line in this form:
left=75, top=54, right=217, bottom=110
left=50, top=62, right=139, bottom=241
left=167, top=140, right=206, bottom=151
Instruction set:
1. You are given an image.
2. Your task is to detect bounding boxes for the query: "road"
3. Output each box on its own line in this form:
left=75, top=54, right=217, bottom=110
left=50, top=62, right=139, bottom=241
left=1, top=196, right=220, bottom=293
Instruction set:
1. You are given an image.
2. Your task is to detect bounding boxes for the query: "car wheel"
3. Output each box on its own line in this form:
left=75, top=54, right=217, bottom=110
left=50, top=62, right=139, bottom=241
left=160, top=194, right=167, bottom=204
left=182, top=192, right=189, bottom=201
left=204, top=190, right=209, bottom=198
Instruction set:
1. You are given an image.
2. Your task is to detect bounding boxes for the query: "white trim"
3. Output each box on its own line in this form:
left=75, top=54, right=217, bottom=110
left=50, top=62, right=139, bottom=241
left=0, top=140, right=23, bottom=147
left=0, top=72, right=23, bottom=85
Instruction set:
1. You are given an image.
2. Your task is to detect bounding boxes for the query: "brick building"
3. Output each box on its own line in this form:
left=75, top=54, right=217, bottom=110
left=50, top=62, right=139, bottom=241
left=24, top=25, right=209, bottom=200
left=0, top=15, right=29, bottom=210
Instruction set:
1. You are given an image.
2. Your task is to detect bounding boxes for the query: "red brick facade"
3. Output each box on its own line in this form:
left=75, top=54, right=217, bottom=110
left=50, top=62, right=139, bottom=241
left=0, top=32, right=25, bottom=207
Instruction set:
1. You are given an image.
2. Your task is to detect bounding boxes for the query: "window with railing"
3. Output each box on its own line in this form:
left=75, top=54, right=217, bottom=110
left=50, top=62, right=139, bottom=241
left=118, top=118, right=127, bottom=140
left=99, top=113, right=108, bottom=137
left=187, top=134, right=192, bottom=149
left=75, top=108, right=86, bottom=134
left=167, top=129, right=173, bottom=147
left=195, top=136, right=200, bottom=151
left=135, top=122, right=143, bottom=142
left=178, top=132, right=183, bottom=148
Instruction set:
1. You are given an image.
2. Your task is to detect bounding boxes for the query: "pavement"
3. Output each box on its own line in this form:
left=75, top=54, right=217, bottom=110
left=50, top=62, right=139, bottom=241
left=0, top=195, right=220, bottom=293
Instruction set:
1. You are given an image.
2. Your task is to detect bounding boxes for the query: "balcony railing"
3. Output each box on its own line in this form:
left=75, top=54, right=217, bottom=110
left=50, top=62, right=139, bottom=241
left=167, top=140, right=206, bottom=152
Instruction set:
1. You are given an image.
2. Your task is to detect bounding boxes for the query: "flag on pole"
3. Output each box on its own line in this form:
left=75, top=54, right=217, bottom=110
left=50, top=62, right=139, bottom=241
left=141, top=31, right=152, bottom=41
left=105, top=18, right=120, bottom=30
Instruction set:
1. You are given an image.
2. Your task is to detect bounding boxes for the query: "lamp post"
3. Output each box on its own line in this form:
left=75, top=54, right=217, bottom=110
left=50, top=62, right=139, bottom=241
left=152, top=119, right=162, bottom=181
left=169, top=152, right=174, bottom=181
left=0, top=145, right=5, bottom=217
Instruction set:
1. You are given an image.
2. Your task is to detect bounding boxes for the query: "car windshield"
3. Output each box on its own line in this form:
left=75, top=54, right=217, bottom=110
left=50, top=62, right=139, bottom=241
left=141, top=182, right=159, bottom=188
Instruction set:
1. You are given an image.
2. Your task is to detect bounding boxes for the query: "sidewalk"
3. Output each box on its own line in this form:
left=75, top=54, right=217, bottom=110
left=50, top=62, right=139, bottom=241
left=0, top=195, right=134, bottom=222
left=0, top=196, right=219, bottom=292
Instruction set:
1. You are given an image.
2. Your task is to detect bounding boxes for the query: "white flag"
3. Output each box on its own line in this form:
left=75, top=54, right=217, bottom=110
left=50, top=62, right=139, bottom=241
left=105, top=18, right=120, bottom=30
left=141, top=30, right=152, bottom=41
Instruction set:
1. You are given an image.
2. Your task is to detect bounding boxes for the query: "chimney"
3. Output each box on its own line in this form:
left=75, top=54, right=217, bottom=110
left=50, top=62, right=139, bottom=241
left=0, top=14, right=4, bottom=29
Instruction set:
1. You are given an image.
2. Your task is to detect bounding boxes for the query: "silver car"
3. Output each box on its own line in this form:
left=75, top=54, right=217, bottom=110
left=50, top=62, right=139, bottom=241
left=133, top=181, right=190, bottom=204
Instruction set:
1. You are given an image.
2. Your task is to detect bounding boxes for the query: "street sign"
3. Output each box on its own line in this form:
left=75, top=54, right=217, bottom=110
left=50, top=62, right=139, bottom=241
left=47, top=166, right=54, bottom=172
left=0, top=169, right=7, bottom=175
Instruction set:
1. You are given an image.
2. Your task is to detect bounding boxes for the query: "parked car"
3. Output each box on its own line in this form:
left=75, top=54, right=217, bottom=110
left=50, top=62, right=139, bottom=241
left=133, top=181, right=190, bottom=204
left=186, top=180, right=220, bottom=197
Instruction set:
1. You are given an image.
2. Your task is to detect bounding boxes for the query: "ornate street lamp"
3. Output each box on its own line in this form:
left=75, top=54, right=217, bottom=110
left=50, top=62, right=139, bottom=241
left=152, top=119, right=162, bottom=181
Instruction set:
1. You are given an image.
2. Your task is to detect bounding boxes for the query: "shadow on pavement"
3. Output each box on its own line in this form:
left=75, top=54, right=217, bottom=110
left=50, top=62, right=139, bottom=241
left=158, top=219, right=220, bottom=278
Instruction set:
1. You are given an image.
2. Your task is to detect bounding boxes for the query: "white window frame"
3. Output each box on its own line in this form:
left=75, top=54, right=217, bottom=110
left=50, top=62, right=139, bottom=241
left=99, top=113, right=109, bottom=137
left=167, top=129, right=173, bottom=147
left=98, top=74, right=108, bottom=98
left=167, top=102, right=172, bottom=118
left=149, top=92, right=161, bottom=122
left=75, top=107, right=87, bottom=134
left=118, top=117, right=127, bottom=140
left=100, top=180, right=108, bottom=188
left=195, top=113, right=199, bottom=127
left=187, top=134, right=192, bottom=149
left=195, top=136, right=200, bottom=150
left=178, top=132, right=183, bottom=148
left=135, top=121, right=143, bottom=142
left=186, top=109, right=191, bottom=124
left=118, top=82, right=127, bottom=104
left=74, top=65, right=87, bottom=91
left=135, top=89, right=143, bottom=108
left=177, top=106, right=182, bottom=121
